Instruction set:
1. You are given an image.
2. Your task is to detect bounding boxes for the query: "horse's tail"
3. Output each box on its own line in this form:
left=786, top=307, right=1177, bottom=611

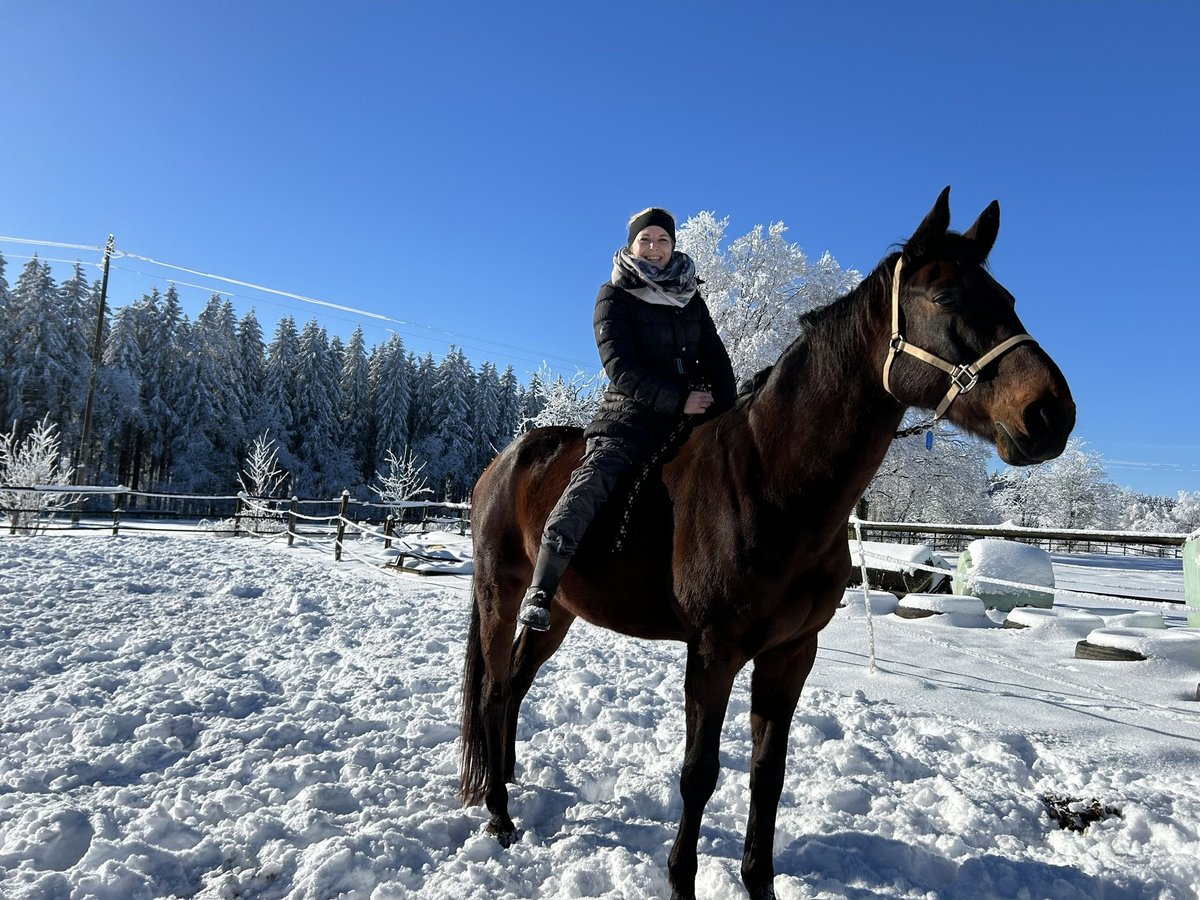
left=459, top=592, right=488, bottom=806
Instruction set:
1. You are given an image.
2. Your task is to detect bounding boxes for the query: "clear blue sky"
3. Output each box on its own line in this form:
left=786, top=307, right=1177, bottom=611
left=3, top=2, right=1197, bottom=497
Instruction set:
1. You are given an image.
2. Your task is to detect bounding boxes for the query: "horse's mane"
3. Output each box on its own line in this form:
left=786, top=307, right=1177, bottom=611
left=736, top=230, right=992, bottom=407
left=736, top=257, right=892, bottom=406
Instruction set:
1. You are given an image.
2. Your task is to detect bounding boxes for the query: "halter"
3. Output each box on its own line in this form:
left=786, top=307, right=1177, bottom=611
left=882, top=256, right=1036, bottom=420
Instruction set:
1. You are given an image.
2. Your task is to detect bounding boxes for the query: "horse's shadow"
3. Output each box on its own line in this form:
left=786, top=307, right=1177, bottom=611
left=776, top=830, right=1156, bottom=899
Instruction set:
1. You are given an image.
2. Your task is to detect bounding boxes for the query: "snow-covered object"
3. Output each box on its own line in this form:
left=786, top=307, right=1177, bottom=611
left=838, top=588, right=900, bottom=617
left=897, top=593, right=988, bottom=620
left=1084, top=627, right=1200, bottom=664
left=954, top=538, right=1055, bottom=611
left=393, top=531, right=474, bottom=575
left=848, top=541, right=949, bottom=594
left=1185, top=533, right=1199, bottom=626
left=1102, top=611, right=1165, bottom=630
left=1005, top=607, right=1104, bottom=637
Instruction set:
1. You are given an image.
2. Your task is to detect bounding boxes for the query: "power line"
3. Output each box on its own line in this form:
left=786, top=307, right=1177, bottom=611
left=0, top=233, right=598, bottom=372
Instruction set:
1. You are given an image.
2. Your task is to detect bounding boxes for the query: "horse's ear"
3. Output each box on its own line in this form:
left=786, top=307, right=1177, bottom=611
left=905, top=186, right=952, bottom=259
left=963, top=200, right=1000, bottom=261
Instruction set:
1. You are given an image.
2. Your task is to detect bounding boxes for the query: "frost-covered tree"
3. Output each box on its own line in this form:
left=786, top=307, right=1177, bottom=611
left=1174, top=491, right=1200, bottom=533
left=238, top=432, right=287, bottom=499
left=677, top=212, right=860, bottom=382
left=0, top=416, right=79, bottom=532
left=371, top=447, right=432, bottom=513
left=995, top=438, right=1117, bottom=530
left=865, top=423, right=998, bottom=524
left=521, top=364, right=605, bottom=430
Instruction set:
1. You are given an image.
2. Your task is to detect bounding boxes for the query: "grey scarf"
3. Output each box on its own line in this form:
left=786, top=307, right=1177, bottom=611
left=610, top=248, right=699, bottom=308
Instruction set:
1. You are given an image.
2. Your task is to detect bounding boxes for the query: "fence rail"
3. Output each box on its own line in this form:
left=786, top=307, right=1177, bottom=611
left=853, top=519, right=1188, bottom=557
left=0, top=484, right=471, bottom=548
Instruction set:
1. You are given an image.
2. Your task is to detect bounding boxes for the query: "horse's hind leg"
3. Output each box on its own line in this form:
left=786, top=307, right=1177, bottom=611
left=461, top=565, right=525, bottom=845
left=505, top=607, right=577, bottom=782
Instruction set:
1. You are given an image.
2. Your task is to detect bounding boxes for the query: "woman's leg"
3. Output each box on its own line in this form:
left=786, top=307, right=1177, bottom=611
left=518, top=437, right=634, bottom=630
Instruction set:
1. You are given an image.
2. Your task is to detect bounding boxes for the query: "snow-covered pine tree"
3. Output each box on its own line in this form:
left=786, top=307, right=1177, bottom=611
left=6, top=258, right=70, bottom=434
left=406, top=352, right=438, bottom=454
left=418, top=346, right=475, bottom=499
left=370, top=335, right=411, bottom=477
left=290, top=319, right=353, bottom=497
left=57, top=262, right=98, bottom=450
left=235, top=310, right=268, bottom=447
left=338, top=326, right=373, bottom=487
left=470, top=361, right=502, bottom=475
left=261, top=316, right=300, bottom=477
left=171, top=295, right=244, bottom=492
left=496, top=365, right=521, bottom=444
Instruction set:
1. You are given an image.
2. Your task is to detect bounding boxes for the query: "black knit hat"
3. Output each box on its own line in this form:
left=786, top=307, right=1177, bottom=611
left=627, top=207, right=676, bottom=247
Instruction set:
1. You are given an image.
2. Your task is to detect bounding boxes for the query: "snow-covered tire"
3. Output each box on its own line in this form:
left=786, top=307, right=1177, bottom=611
left=1074, top=640, right=1146, bottom=662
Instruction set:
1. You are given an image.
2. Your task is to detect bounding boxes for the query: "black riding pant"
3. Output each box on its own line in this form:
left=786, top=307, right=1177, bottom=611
left=541, top=437, right=636, bottom=559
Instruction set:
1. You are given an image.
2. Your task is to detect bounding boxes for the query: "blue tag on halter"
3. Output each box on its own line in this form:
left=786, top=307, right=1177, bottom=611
left=925, top=430, right=934, bottom=450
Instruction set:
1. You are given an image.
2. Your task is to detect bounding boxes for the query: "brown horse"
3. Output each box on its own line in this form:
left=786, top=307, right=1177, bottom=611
left=460, top=188, right=1075, bottom=900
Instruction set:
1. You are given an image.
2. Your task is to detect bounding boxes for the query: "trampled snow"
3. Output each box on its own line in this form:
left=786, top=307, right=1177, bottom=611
left=1, top=534, right=1198, bottom=899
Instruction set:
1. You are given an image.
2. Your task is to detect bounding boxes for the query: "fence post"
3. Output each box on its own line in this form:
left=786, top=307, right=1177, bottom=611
left=111, top=492, right=122, bottom=536
left=384, top=515, right=395, bottom=550
left=334, top=490, right=349, bottom=561
left=287, top=496, right=298, bottom=548
left=233, top=495, right=243, bottom=537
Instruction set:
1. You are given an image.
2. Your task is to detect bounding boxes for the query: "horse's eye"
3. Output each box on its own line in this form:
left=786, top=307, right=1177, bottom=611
left=932, top=292, right=960, bottom=308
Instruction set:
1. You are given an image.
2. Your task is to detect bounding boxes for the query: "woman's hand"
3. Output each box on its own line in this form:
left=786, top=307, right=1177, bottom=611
left=683, top=390, right=715, bottom=415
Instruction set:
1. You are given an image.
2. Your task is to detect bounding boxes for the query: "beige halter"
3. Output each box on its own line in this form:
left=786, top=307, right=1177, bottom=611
left=882, top=256, right=1037, bottom=420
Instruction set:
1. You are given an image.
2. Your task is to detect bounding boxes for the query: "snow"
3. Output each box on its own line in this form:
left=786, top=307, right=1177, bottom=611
left=1, top=534, right=1198, bottom=899
left=1085, top=627, right=1200, bottom=663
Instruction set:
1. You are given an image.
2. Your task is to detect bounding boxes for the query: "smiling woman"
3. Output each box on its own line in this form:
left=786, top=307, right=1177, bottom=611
left=514, top=206, right=738, bottom=633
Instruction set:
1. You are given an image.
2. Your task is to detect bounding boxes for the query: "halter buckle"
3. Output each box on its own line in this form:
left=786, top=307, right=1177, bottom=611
left=949, top=364, right=979, bottom=393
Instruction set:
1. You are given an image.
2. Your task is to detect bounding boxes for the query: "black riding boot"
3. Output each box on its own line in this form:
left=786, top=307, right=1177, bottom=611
left=517, top=547, right=570, bottom=632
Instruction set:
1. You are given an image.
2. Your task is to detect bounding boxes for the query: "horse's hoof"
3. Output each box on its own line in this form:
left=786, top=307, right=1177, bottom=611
left=747, top=886, right=776, bottom=900
left=486, top=821, right=518, bottom=848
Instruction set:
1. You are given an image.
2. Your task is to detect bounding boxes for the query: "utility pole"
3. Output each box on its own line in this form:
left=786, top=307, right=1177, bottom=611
left=74, top=234, right=115, bottom=489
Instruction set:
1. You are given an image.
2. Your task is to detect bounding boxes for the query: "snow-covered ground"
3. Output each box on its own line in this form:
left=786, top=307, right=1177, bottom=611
left=0, top=533, right=1197, bottom=899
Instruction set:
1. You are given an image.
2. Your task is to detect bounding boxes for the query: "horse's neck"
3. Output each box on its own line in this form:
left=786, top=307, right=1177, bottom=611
left=749, top=278, right=905, bottom=514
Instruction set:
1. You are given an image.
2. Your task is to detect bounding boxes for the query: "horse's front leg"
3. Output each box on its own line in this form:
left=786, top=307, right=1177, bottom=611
left=740, top=635, right=818, bottom=900
left=668, top=640, right=738, bottom=900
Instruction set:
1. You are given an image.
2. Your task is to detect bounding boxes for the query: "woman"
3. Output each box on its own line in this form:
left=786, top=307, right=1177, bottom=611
left=518, top=207, right=737, bottom=631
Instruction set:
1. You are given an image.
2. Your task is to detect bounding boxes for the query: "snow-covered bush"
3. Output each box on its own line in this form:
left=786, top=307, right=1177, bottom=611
left=0, top=416, right=80, bottom=533
left=372, top=447, right=433, bottom=514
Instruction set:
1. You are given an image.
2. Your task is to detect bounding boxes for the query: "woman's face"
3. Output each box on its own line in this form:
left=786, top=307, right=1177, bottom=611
left=630, top=226, right=673, bottom=269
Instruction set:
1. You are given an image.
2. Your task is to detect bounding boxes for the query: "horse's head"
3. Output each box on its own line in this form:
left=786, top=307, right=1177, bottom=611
left=881, top=187, right=1075, bottom=465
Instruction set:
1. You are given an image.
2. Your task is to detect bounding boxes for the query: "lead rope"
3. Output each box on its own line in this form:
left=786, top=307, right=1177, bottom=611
left=850, top=515, right=878, bottom=675
left=613, top=417, right=691, bottom=553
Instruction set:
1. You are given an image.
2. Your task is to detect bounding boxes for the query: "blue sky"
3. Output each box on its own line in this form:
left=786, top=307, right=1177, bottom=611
left=2, top=2, right=1197, bottom=497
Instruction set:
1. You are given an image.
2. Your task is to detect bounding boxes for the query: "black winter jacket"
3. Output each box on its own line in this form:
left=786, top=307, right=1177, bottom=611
left=584, top=282, right=737, bottom=455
